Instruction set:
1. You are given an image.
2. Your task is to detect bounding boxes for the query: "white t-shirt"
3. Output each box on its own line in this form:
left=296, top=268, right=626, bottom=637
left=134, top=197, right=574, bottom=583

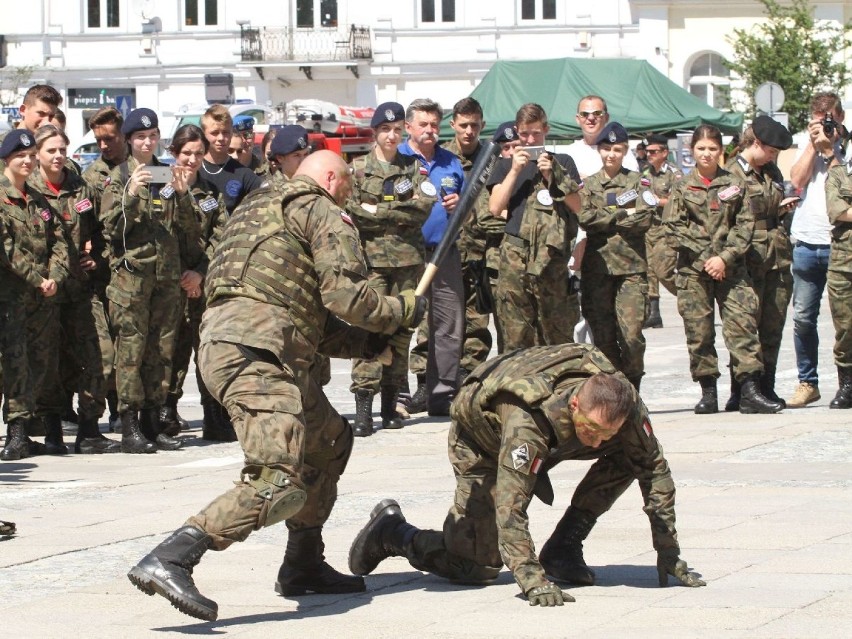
left=564, top=139, right=640, bottom=180
left=789, top=143, right=835, bottom=245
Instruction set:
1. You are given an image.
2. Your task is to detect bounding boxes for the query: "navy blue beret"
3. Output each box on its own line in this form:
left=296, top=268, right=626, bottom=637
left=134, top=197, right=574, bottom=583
left=371, top=102, right=405, bottom=128
left=595, top=122, right=629, bottom=146
left=270, top=125, right=309, bottom=156
left=233, top=115, right=255, bottom=133
left=0, top=128, right=36, bottom=159
left=121, top=108, right=159, bottom=136
left=492, top=121, right=518, bottom=144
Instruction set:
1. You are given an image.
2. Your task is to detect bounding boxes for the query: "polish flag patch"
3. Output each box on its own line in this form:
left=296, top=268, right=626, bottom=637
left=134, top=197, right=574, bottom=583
left=531, top=457, right=543, bottom=475
left=340, top=211, right=354, bottom=227
left=75, top=198, right=93, bottom=213
left=643, top=419, right=653, bottom=438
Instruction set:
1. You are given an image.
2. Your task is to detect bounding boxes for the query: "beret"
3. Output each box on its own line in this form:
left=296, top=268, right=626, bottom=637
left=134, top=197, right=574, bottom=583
left=121, top=108, right=159, bottom=136
left=595, top=122, right=629, bottom=146
left=233, top=115, right=255, bottom=133
left=752, top=115, right=792, bottom=150
left=371, top=102, right=405, bottom=128
left=270, top=124, right=309, bottom=156
left=644, top=133, right=669, bottom=148
left=492, top=121, right=518, bottom=144
left=0, top=128, right=35, bottom=159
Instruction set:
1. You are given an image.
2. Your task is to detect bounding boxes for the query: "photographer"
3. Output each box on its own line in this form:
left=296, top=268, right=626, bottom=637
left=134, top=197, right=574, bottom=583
left=786, top=93, right=847, bottom=407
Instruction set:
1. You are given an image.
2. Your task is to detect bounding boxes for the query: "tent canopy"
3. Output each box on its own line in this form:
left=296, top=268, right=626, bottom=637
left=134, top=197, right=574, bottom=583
left=441, top=58, right=743, bottom=139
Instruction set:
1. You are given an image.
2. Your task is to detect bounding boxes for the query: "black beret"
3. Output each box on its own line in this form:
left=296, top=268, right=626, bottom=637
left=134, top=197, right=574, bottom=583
left=270, top=125, right=309, bottom=156
left=595, top=122, right=629, bottom=146
left=371, top=102, right=405, bottom=128
left=644, top=133, right=669, bottom=148
left=752, top=115, right=792, bottom=150
left=121, top=108, right=159, bottom=136
left=233, top=115, right=255, bottom=133
left=0, top=128, right=35, bottom=159
left=492, top=121, right=518, bottom=144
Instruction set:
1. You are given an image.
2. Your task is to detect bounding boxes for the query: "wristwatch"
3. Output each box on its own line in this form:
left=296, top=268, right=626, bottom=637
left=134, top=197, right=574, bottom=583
left=822, top=152, right=835, bottom=163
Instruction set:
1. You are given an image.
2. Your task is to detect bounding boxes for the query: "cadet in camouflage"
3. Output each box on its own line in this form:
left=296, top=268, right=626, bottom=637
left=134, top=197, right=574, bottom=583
left=348, top=342, right=705, bottom=607
left=578, top=122, right=653, bottom=389
left=127, top=151, right=425, bottom=622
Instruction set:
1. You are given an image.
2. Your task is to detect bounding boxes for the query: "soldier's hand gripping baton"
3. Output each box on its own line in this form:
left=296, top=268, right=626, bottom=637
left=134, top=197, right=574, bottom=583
left=415, top=140, right=502, bottom=296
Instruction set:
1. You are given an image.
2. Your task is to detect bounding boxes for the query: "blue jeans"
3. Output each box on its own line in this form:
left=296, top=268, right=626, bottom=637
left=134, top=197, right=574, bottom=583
left=791, top=242, right=831, bottom=384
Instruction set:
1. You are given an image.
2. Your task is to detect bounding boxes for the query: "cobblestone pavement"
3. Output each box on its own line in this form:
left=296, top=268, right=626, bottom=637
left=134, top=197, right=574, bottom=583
left=1, top=292, right=850, bottom=638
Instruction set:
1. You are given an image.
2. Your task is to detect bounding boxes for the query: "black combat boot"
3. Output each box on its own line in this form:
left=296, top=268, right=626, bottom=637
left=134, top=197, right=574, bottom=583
left=538, top=506, right=598, bottom=586
left=643, top=297, right=663, bottom=329
left=107, top=389, right=120, bottom=433
left=829, top=366, right=852, bottom=409
left=44, top=414, right=69, bottom=455
left=61, top=396, right=79, bottom=436
left=353, top=390, right=374, bottom=437
left=120, top=410, right=157, bottom=454
left=404, top=374, right=428, bottom=414
left=380, top=387, right=403, bottom=430
left=694, top=376, right=718, bottom=414
left=724, top=367, right=740, bottom=412
left=1, top=420, right=31, bottom=461
left=201, top=400, right=237, bottom=442
left=274, top=526, right=366, bottom=596
left=127, top=526, right=218, bottom=621
left=75, top=415, right=121, bottom=454
left=760, top=363, right=786, bottom=409
left=739, top=374, right=784, bottom=414
left=349, top=499, right=418, bottom=576
left=141, top=407, right=182, bottom=450
left=159, top=394, right=182, bottom=437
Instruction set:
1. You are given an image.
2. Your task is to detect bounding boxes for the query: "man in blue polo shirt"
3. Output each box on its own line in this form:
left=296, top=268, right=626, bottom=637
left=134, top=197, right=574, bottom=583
left=399, top=99, right=465, bottom=415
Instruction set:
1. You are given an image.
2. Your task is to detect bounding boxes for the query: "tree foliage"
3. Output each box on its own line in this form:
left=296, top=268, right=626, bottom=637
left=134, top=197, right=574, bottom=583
left=0, top=66, right=35, bottom=108
left=725, top=0, right=851, bottom=132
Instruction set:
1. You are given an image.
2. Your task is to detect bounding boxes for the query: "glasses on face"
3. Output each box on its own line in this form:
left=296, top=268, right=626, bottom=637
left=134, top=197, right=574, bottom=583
left=646, top=148, right=667, bottom=155
left=578, top=110, right=606, bottom=120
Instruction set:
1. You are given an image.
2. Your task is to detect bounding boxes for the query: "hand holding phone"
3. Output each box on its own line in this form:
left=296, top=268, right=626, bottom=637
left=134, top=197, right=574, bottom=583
left=522, top=146, right=546, bottom=161
left=780, top=196, right=800, bottom=208
left=144, top=165, right=174, bottom=184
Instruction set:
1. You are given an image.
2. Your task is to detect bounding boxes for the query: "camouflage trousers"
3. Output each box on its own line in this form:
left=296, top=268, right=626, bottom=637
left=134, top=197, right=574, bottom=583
left=749, top=266, right=793, bottom=371
left=58, top=294, right=115, bottom=420
left=167, top=294, right=213, bottom=405
left=191, top=340, right=353, bottom=550
left=495, top=241, right=579, bottom=352
left=645, top=222, right=677, bottom=299
left=581, top=272, right=648, bottom=382
left=675, top=270, right=763, bottom=381
left=107, top=268, right=181, bottom=412
left=409, top=312, right=428, bottom=377
left=828, top=268, right=852, bottom=368
left=350, top=265, right=420, bottom=393
left=0, top=292, right=34, bottom=423
left=460, top=259, right=493, bottom=373
left=26, top=294, right=63, bottom=417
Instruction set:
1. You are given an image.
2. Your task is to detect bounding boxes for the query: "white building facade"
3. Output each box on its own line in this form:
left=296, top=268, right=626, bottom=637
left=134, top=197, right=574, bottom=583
left=0, top=0, right=849, bottom=144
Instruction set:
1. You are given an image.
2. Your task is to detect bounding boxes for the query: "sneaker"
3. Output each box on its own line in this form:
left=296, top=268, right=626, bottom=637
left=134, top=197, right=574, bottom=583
left=787, top=382, right=820, bottom=408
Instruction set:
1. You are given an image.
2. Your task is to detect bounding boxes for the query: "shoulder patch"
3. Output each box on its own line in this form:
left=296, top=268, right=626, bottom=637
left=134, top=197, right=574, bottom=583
left=199, top=196, right=218, bottom=213
left=643, top=418, right=653, bottom=438
left=160, top=184, right=176, bottom=200
left=642, top=190, right=659, bottom=207
left=717, top=185, right=741, bottom=201
left=616, top=189, right=638, bottom=206
left=74, top=198, right=93, bottom=213
left=340, top=210, right=355, bottom=227
left=420, top=182, right=437, bottom=197
left=510, top=442, right=541, bottom=474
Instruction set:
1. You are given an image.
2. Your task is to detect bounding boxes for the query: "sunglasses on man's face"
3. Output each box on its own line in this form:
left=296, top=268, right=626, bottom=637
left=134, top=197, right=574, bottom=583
left=578, top=110, right=606, bottom=120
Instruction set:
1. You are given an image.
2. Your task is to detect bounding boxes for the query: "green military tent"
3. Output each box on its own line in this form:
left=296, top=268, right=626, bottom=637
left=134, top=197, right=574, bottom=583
left=442, top=58, right=743, bottom=139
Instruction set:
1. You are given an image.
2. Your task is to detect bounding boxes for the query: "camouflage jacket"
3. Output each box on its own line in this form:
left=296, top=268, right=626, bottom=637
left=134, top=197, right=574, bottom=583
left=456, top=343, right=679, bottom=594
left=725, top=155, right=791, bottom=275
left=201, top=176, right=405, bottom=368
left=176, top=177, right=226, bottom=275
left=640, top=162, right=682, bottom=223
left=0, top=176, right=69, bottom=302
left=82, top=156, right=122, bottom=199
left=345, top=151, right=435, bottom=268
left=28, top=168, right=109, bottom=301
left=665, top=167, right=754, bottom=276
left=578, top=167, right=653, bottom=275
left=825, top=162, right=852, bottom=274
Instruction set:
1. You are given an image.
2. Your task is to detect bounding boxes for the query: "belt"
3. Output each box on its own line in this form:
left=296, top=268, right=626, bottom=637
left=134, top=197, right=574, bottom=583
left=754, top=217, right=778, bottom=231
left=502, top=234, right=528, bottom=248
left=796, top=240, right=831, bottom=250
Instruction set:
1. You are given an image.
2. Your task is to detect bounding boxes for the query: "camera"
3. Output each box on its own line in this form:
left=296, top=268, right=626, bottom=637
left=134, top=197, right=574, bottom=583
left=822, top=114, right=836, bottom=137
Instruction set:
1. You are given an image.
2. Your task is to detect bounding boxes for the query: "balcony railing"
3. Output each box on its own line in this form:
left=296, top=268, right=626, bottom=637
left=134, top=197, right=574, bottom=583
left=240, top=24, right=372, bottom=62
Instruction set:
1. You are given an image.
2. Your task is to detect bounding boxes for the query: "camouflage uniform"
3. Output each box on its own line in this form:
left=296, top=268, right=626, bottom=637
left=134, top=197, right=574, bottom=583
left=665, top=168, right=763, bottom=381
left=190, top=176, right=406, bottom=548
left=640, top=163, right=680, bottom=299
left=346, top=151, right=434, bottom=393
left=100, top=157, right=200, bottom=412
left=28, top=169, right=113, bottom=421
left=578, top=167, right=654, bottom=384
left=824, top=163, right=852, bottom=372
left=726, top=156, right=793, bottom=374
left=392, top=343, right=680, bottom=599
left=446, top=138, right=502, bottom=372
left=487, top=155, right=581, bottom=351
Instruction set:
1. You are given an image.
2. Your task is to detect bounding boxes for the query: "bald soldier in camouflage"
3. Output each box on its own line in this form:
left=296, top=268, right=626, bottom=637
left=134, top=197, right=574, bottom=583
left=349, top=343, right=705, bottom=607
left=346, top=102, right=435, bottom=434
left=578, top=122, right=654, bottom=389
left=128, top=151, right=426, bottom=622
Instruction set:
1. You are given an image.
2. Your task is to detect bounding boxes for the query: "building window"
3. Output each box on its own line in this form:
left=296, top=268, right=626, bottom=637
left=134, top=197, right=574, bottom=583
left=521, top=0, right=556, bottom=20
left=422, top=0, right=455, bottom=23
left=185, top=0, right=218, bottom=27
left=87, top=0, right=120, bottom=28
left=688, top=52, right=731, bottom=110
left=297, top=0, right=338, bottom=28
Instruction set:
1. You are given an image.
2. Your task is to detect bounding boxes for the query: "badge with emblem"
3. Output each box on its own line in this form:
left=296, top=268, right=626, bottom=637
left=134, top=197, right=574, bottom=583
left=199, top=196, right=218, bottom=212
left=159, top=183, right=176, bottom=199
left=536, top=189, right=553, bottom=206
left=74, top=198, right=93, bottom=213
left=608, top=129, right=617, bottom=143
left=503, top=127, right=515, bottom=140
left=511, top=443, right=531, bottom=471
left=718, top=185, right=741, bottom=201
left=40, top=209, right=51, bottom=221
left=298, top=137, right=307, bottom=149
left=140, top=115, right=152, bottom=128
left=385, top=108, right=395, bottom=121
left=616, top=189, right=638, bottom=206
left=21, top=135, right=32, bottom=147
left=420, top=182, right=437, bottom=197
left=642, top=190, right=659, bottom=206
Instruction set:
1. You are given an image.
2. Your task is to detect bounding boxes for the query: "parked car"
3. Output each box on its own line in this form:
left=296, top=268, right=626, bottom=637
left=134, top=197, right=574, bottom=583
left=70, top=130, right=174, bottom=173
